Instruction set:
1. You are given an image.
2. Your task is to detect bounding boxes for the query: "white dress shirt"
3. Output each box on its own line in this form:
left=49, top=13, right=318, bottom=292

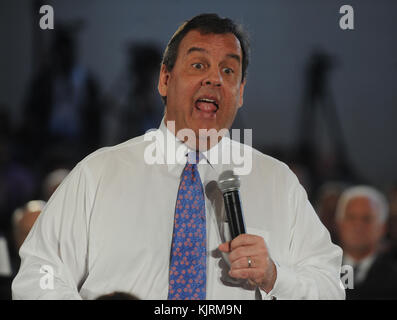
left=12, top=120, right=345, bottom=300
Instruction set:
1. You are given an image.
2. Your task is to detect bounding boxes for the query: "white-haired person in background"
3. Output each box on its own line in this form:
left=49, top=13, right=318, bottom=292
left=6, top=200, right=46, bottom=280
left=336, top=185, right=397, bottom=299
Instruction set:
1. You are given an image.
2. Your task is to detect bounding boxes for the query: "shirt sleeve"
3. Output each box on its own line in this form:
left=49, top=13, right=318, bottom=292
left=12, top=163, right=91, bottom=299
left=260, top=167, right=345, bottom=300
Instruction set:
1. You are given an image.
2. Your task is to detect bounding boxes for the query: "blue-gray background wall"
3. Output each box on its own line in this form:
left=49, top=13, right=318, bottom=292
left=1, top=0, right=396, bottom=187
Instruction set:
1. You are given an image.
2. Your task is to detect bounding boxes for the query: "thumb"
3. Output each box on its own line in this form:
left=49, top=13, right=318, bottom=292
left=218, top=241, right=231, bottom=253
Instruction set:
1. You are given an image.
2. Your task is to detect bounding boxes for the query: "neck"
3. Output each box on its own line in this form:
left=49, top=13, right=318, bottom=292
left=347, top=246, right=377, bottom=262
left=164, top=119, right=225, bottom=151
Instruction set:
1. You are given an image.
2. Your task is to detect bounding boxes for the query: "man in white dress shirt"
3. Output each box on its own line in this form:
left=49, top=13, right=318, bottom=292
left=12, top=13, right=345, bottom=300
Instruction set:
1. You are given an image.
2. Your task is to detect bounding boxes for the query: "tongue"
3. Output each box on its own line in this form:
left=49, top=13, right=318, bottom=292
left=196, top=101, right=217, bottom=112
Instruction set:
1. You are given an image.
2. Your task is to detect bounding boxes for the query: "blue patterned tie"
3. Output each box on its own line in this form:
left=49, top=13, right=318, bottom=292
left=168, top=152, right=206, bottom=300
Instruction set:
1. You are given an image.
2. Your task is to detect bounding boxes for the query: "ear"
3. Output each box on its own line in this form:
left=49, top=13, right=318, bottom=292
left=158, top=64, right=170, bottom=98
left=237, top=79, right=246, bottom=109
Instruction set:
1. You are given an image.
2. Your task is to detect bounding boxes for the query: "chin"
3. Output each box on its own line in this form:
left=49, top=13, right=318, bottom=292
left=188, top=122, right=214, bottom=134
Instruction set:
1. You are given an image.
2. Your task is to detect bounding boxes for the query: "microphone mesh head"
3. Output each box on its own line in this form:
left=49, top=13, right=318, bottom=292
left=217, top=170, right=240, bottom=193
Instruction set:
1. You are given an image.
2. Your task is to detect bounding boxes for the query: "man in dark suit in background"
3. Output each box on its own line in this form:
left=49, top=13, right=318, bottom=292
left=336, top=185, right=397, bottom=299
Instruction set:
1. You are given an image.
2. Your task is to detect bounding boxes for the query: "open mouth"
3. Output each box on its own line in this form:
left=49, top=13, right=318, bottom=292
left=195, top=97, right=219, bottom=113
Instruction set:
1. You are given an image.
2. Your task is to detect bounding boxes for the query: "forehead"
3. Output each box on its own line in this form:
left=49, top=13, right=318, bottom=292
left=177, top=30, right=242, bottom=59
left=345, top=197, right=376, bottom=215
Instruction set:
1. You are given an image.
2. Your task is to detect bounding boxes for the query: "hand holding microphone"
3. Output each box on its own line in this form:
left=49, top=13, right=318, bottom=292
left=217, top=170, right=277, bottom=292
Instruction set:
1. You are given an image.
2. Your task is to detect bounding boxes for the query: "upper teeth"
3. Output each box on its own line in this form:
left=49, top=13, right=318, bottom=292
left=199, top=98, right=216, bottom=104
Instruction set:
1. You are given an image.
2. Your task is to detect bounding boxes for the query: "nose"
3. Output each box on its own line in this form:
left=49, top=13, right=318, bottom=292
left=202, top=67, right=222, bottom=87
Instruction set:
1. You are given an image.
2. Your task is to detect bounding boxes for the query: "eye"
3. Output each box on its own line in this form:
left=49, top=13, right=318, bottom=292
left=192, top=63, right=204, bottom=70
left=223, top=67, right=234, bottom=74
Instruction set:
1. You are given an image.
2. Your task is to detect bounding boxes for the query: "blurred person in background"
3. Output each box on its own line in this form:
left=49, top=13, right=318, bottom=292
left=294, top=50, right=359, bottom=200
left=0, top=108, right=37, bottom=231
left=103, top=42, right=163, bottom=145
left=384, top=184, right=397, bottom=260
left=12, top=200, right=46, bottom=253
left=8, top=168, right=69, bottom=276
left=20, top=22, right=102, bottom=175
left=0, top=107, right=38, bottom=278
left=336, top=185, right=397, bottom=299
left=95, top=291, right=139, bottom=300
left=6, top=199, right=46, bottom=288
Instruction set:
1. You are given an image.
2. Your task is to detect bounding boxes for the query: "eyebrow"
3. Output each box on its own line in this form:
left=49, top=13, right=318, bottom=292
left=186, top=47, right=241, bottom=64
left=186, top=47, right=207, bottom=55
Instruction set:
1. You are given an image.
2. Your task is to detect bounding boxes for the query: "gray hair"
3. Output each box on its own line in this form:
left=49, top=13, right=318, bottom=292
left=335, top=185, right=389, bottom=223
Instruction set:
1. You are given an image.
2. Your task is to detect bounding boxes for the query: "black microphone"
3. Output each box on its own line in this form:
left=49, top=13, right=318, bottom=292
left=217, top=170, right=246, bottom=239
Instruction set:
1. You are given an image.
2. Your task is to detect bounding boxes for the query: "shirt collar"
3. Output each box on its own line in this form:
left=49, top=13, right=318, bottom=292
left=155, top=118, right=229, bottom=176
left=343, top=253, right=377, bottom=269
left=343, top=253, right=377, bottom=285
